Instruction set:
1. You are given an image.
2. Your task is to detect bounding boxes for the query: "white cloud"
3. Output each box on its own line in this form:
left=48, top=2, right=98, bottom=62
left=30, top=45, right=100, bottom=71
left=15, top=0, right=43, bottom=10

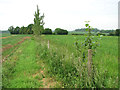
left=0, top=0, right=119, bottom=31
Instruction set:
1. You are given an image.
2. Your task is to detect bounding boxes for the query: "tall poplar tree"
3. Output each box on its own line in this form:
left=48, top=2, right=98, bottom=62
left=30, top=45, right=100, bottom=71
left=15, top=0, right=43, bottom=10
left=33, top=5, right=45, bottom=36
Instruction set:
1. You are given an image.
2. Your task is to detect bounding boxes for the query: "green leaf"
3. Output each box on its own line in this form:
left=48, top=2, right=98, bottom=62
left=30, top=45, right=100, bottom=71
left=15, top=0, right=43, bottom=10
left=85, top=28, right=88, bottom=31
left=85, top=24, right=89, bottom=27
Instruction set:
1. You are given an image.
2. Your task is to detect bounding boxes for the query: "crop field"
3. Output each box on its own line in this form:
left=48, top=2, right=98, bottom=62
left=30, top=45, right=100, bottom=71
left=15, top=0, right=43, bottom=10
left=2, top=34, right=118, bottom=88
left=1, top=34, right=31, bottom=59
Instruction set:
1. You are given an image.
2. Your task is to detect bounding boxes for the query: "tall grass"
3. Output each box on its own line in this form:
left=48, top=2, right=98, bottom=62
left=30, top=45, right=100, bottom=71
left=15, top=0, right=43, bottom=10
left=2, top=35, right=118, bottom=88
left=2, top=39, right=43, bottom=88
left=36, top=35, right=118, bottom=88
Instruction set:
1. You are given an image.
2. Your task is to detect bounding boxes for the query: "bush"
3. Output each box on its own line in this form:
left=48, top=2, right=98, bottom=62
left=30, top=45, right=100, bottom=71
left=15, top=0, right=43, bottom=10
left=42, top=28, right=52, bottom=35
left=108, top=32, right=115, bottom=36
left=55, top=28, right=68, bottom=35
left=71, top=34, right=84, bottom=35
left=96, top=33, right=106, bottom=36
left=115, top=29, right=120, bottom=36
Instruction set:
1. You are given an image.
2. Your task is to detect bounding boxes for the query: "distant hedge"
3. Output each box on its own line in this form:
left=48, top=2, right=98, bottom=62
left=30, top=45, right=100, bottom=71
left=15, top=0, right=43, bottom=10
left=108, top=29, right=120, bottom=36
left=96, top=33, right=106, bottom=36
left=71, top=34, right=84, bottom=35
left=55, top=28, right=68, bottom=35
left=42, top=28, right=52, bottom=35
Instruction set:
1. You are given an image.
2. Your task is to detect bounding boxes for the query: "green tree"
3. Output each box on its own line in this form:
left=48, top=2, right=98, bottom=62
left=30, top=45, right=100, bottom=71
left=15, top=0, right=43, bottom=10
left=27, top=24, right=33, bottom=34
left=14, top=26, right=20, bottom=34
left=19, top=26, right=25, bottom=34
left=23, top=27, right=27, bottom=34
left=8, top=26, right=14, bottom=34
left=33, top=5, right=45, bottom=36
left=55, top=28, right=68, bottom=35
left=42, top=28, right=52, bottom=35
left=115, top=29, right=120, bottom=36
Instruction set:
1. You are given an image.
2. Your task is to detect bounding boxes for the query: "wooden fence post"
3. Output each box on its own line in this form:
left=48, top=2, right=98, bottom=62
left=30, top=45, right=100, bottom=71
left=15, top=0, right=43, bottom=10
left=88, top=49, right=92, bottom=76
left=48, top=40, right=49, bottom=49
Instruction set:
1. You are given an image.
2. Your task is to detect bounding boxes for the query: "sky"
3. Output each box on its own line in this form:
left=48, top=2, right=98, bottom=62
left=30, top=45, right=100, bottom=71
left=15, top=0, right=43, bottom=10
left=0, top=0, right=119, bottom=31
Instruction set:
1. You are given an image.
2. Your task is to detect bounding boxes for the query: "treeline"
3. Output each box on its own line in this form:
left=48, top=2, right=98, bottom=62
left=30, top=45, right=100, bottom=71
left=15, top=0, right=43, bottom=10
left=8, top=24, right=33, bottom=34
left=8, top=25, right=68, bottom=35
left=96, top=29, right=120, bottom=36
left=75, top=28, right=115, bottom=33
left=75, top=28, right=99, bottom=32
left=108, top=29, right=120, bottom=36
left=73, top=28, right=120, bottom=36
left=100, top=30, right=115, bottom=33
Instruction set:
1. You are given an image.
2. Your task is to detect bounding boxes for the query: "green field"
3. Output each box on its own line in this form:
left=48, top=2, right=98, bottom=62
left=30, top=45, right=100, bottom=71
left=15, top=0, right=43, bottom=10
left=2, top=35, right=118, bottom=88
left=2, top=34, right=31, bottom=58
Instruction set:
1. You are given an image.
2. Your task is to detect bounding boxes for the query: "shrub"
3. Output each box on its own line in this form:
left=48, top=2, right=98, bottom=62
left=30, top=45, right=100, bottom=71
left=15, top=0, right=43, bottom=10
left=115, top=29, right=120, bottom=36
left=55, top=28, right=68, bottom=35
left=42, top=28, right=52, bottom=35
left=96, top=33, right=106, bottom=36
left=108, top=32, right=115, bottom=36
left=71, top=34, right=84, bottom=35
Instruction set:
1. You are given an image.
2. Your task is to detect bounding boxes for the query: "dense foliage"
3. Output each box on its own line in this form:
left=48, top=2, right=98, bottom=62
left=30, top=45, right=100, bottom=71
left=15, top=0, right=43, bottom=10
left=70, top=29, right=119, bottom=36
left=108, top=29, right=120, bottom=36
left=8, top=24, right=33, bottom=34
left=115, top=29, right=120, bottom=36
left=42, top=28, right=52, bottom=35
left=54, top=28, right=68, bottom=35
left=36, top=35, right=118, bottom=88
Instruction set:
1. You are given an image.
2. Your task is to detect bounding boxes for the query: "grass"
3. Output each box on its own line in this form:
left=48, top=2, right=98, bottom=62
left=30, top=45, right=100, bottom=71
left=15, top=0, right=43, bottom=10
left=2, top=38, right=60, bottom=88
left=2, top=34, right=31, bottom=57
left=2, top=39, right=43, bottom=88
left=1, top=33, right=11, bottom=37
left=2, top=35, right=30, bottom=46
left=40, top=35, right=118, bottom=88
left=2, top=35, right=118, bottom=88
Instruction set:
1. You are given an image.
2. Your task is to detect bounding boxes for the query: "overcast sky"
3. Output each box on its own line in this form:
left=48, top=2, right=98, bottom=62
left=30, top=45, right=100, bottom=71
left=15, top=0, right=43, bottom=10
left=0, top=0, right=119, bottom=31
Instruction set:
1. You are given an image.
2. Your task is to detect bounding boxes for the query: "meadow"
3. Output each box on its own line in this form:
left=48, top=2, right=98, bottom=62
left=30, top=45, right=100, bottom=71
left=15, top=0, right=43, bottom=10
left=2, top=34, right=118, bottom=88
